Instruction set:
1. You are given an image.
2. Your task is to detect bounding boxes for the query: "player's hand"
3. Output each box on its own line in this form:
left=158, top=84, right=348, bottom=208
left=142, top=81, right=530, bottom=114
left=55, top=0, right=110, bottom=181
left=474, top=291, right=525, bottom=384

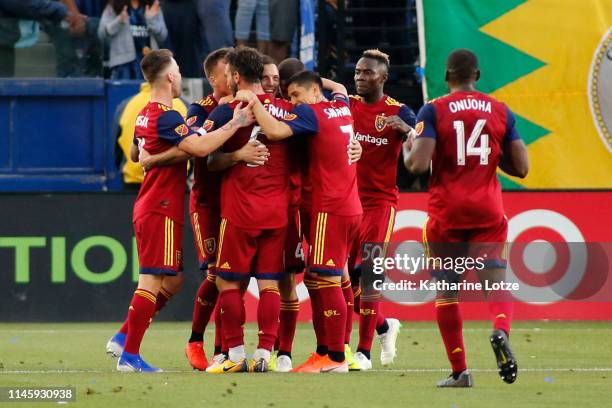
left=65, top=12, right=87, bottom=35
left=234, top=89, right=257, bottom=103
left=236, top=139, right=270, bottom=166
left=231, top=100, right=256, bottom=128
left=218, top=95, right=234, bottom=105
left=386, top=115, right=412, bottom=134
left=403, top=129, right=416, bottom=152
left=119, top=6, right=129, bottom=23
left=139, top=148, right=154, bottom=170
left=145, top=0, right=161, bottom=18
left=348, top=139, right=362, bottom=164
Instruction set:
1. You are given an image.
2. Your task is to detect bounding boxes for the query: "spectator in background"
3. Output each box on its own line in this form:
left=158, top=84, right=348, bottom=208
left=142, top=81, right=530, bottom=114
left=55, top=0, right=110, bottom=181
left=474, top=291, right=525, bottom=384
left=268, top=0, right=298, bottom=63
left=161, top=0, right=200, bottom=78
left=234, top=0, right=269, bottom=55
left=0, top=0, right=86, bottom=76
left=98, top=0, right=167, bottom=79
left=113, top=81, right=188, bottom=187
left=196, top=0, right=233, bottom=56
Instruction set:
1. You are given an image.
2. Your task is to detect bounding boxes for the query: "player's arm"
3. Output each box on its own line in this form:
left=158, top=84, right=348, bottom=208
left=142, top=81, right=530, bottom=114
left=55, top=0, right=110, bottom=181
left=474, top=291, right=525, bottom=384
left=321, top=78, right=348, bottom=98
left=207, top=140, right=270, bottom=172
left=178, top=101, right=255, bottom=157
left=403, top=104, right=436, bottom=174
left=387, top=104, right=417, bottom=139
left=139, top=146, right=191, bottom=171
left=498, top=107, right=529, bottom=178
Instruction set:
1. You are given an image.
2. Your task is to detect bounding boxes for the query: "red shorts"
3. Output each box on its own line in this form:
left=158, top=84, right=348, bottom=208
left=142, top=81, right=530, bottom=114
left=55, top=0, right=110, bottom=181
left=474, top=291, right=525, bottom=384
left=190, top=206, right=221, bottom=271
left=215, top=218, right=286, bottom=281
left=309, top=212, right=361, bottom=276
left=134, top=213, right=183, bottom=276
left=284, top=205, right=306, bottom=273
left=349, top=205, right=397, bottom=273
left=423, top=216, right=508, bottom=269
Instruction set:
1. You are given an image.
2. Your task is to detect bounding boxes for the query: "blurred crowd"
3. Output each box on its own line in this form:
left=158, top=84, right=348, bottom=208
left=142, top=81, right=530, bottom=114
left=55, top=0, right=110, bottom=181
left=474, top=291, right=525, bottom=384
left=0, top=0, right=301, bottom=78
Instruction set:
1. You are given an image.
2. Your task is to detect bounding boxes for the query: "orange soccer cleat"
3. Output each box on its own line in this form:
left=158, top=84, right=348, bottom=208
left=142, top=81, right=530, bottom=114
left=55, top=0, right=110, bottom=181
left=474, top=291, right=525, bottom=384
left=185, top=341, right=208, bottom=371
left=315, top=355, right=349, bottom=373
left=292, top=352, right=325, bottom=373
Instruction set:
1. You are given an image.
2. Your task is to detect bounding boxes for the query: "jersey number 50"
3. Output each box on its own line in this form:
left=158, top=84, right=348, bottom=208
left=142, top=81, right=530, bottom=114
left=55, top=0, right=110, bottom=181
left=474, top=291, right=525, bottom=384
left=453, top=119, right=491, bottom=165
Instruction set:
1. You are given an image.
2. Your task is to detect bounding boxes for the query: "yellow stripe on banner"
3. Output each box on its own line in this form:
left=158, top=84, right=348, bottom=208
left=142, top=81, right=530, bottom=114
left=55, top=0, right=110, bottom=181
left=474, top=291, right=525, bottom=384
left=216, top=218, right=227, bottom=267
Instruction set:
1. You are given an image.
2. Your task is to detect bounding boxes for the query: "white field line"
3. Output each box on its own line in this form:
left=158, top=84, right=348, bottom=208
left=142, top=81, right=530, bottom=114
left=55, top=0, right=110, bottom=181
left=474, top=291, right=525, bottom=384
left=1, top=367, right=612, bottom=375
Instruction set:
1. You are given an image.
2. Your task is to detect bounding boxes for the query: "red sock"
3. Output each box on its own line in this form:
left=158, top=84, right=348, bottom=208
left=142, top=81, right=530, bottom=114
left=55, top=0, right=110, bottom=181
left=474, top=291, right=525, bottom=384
left=375, top=311, right=386, bottom=329
left=488, top=290, right=513, bottom=335
left=191, top=274, right=218, bottom=334
left=214, top=304, right=223, bottom=352
left=318, top=279, right=346, bottom=355
left=358, top=300, right=380, bottom=352
left=123, top=289, right=157, bottom=355
left=352, top=286, right=361, bottom=315
left=435, top=299, right=466, bottom=373
left=304, top=274, right=326, bottom=349
left=219, top=289, right=244, bottom=349
left=279, top=298, right=299, bottom=353
left=155, top=287, right=172, bottom=314
left=341, top=278, right=354, bottom=345
left=118, top=319, right=128, bottom=335
left=257, top=287, right=281, bottom=351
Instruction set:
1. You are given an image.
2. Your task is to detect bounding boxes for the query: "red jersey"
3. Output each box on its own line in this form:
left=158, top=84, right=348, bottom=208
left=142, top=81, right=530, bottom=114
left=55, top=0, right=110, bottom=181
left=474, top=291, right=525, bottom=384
left=350, top=95, right=416, bottom=209
left=204, top=93, right=293, bottom=229
left=186, top=94, right=221, bottom=212
left=133, top=102, right=193, bottom=224
left=284, top=94, right=362, bottom=217
left=416, top=91, right=521, bottom=228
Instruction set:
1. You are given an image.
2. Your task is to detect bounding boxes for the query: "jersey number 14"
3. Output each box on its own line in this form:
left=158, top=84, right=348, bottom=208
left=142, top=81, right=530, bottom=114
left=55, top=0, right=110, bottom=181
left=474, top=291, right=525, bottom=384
left=453, top=119, right=491, bottom=165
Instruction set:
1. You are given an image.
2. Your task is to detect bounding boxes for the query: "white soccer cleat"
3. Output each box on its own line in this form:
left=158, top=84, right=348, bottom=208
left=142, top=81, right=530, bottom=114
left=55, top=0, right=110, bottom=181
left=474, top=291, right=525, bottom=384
left=275, top=355, right=293, bottom=372
left=353, top=352, right=372, bottom=371
left=105, top=332, right=125, bottom=358
left=205, top=353, right=227, bottom=373
left=379, top=318, right=402, bottom=366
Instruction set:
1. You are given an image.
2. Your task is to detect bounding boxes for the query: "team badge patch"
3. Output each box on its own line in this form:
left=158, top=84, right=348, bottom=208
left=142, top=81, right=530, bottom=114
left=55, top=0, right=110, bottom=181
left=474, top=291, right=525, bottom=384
left=175, top=124, right=189, bottom=136
left=186, top=116, right=197, bottom=127
left=415, top=121, right=424, bottom=136
left=203, top=119, right=215, bottom=132
left=375, top=115, right=387, bottom=132
left=283, top=113, right=297, bottom=121
left=204, top=238, right=216, bottom=255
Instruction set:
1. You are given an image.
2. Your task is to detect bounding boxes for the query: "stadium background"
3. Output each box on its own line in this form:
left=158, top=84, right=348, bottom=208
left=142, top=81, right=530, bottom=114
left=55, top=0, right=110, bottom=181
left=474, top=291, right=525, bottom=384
left=0, top=0, right=611, bottom=324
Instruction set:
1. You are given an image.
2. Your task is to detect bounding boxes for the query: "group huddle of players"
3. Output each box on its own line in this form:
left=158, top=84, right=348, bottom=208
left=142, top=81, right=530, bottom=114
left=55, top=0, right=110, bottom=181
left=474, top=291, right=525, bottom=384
left=104, top=44, right=529, bottom=388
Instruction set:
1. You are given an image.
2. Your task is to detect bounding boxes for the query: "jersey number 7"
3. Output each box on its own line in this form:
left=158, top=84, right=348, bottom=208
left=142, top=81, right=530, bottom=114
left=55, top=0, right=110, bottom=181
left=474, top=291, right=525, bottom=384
left=340, top=124, right=355, bottom=165
left=453, top=119, right=491, bottom=165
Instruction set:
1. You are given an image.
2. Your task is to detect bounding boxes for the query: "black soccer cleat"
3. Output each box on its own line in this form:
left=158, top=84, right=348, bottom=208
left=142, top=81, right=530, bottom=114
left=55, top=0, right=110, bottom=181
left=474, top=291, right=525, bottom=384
left=490, top=329, right=518, bottom=384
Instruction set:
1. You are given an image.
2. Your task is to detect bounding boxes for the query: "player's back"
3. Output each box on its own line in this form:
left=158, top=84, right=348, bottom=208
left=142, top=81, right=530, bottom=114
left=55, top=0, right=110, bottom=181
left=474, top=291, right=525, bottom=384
left=424, top=91, right=511, bottom=228
left=306, top=97, right=362, bottom=216
left=133, top=102, right=188, bottom=224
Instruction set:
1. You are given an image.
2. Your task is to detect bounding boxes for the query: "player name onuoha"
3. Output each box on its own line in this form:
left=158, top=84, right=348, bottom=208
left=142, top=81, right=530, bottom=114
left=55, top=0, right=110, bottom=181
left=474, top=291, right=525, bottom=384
left=372, top=279, right=519, bottom=292
left=448, top=98, right=492, bottom=114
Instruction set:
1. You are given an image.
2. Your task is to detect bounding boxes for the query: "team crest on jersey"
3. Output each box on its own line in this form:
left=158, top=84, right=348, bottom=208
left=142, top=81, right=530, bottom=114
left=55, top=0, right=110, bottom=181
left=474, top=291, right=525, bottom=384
left=283, top=113, right=297, bottom=121
left=375, top=115, right=387, bottom=132
left=204, top=238, right=216, bottom=255
left=186, top=116, right=197, bottom=127
left=175, top=124, right=189, bottom=136
left=415, top=121, right=424, bottom=136
left=203, top=119, right=215, bottom=132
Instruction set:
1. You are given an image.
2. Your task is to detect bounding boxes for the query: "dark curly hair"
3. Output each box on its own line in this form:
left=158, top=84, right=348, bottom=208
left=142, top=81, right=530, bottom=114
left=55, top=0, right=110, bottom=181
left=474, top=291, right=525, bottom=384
left=225, top=47, right=263, bottom=84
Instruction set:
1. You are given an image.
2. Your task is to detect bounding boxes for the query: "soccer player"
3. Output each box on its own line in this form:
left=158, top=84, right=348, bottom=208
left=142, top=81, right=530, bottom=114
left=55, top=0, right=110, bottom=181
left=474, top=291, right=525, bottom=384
left=347, top=49, right=416, bottom=370
left=110, top=49, right=254, bottom=372
left=202, top=47, right=293, bottom=373
left=235, top=70, right=363, bottom=373
left=262, top=55, right=280, bottom=96
left=404, top=49, right=528, bottom=387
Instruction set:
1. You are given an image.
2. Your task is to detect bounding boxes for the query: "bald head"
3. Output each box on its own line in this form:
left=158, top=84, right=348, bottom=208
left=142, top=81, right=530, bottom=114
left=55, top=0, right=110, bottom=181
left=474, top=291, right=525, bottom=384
left=445, top=49, right=480, bottom=85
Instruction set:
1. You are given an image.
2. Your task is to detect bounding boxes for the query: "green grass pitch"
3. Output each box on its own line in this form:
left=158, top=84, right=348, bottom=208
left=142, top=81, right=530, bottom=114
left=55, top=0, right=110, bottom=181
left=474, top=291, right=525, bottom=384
left=1, top=321, right=611, bottom=407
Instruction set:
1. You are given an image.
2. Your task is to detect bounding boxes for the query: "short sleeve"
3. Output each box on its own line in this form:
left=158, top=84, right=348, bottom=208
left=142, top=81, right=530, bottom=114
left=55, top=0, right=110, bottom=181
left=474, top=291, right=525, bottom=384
left=283, top=103, right=319, bottom=136
left=186, top=103, right=209, bottom=129
left=414, top=103, right=438, bottom=139
left=203, top=104, right=233, bottom=133
left=399, top=105, right=417, bottom=128
left=503, top=106, right=521, bottom=143
left=157, top=110, right=194, bottom=145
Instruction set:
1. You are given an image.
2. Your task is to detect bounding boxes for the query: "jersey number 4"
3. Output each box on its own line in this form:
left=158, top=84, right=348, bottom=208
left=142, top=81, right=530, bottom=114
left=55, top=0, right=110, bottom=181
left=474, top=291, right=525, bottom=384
left=453, top=120, right=491, bottom=165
